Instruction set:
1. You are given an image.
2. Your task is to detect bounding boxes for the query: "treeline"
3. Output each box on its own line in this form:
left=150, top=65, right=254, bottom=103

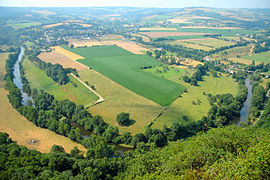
left=257, top=97, right=270, bottom=128
left=2, top=125, right=270, bottom=179
left=27, top=51, right=70, bottom=85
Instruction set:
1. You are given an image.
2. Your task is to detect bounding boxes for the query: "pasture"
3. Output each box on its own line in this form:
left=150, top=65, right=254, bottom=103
left=78, top=69, right=163, bottom=135
left=241, top=51, right=270, bottom=63
left=229, top=57, right=261, bottom=65
left=144, top=65, right=186, bottom=79
left=23, top=58, right=98, bottom=105
left=38, top=51, right=88, bottom=71
left=169, top=40, right=213, bottom=51
left=0, top=53, right=86, bottom=153
left=63, top=45, right=185, bottom=106
left=152, top=73, right=239, bottom=129
left=141, top=31, right=212, bottom=38
left=182, top=38, right=236, bottom=49
left=52, top=46, right=84, bottom=60
left=212, top=45, right=252, bottom=60
left=6, top=20, right=41, bottom=29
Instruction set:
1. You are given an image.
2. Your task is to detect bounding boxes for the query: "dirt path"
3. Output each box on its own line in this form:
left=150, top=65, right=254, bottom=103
left=249, top=44, right=255, bottom=55
left=71, top=73, right=105, bottom=105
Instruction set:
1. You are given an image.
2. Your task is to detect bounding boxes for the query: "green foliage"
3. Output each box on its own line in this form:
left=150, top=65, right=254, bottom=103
left=116, top=112, right=130, bottom=126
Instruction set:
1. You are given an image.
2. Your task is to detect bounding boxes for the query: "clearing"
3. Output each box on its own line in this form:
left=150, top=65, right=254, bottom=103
left=78, top=69, right=163, bottom=135
left=100, top=40, right=149, bottom=54
left=23, top=57, right=99, bottom=106
left=0, top=53, right=86, bottom=153
left=52, top=46, right=84, bottom=60
left=63, top=45, right=185, bottom=106
left=38, top=51, right=88, bottom=71
left=152, top=73, right=239, bottom=129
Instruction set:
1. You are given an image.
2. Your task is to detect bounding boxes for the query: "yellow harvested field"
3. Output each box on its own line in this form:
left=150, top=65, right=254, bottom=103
left=181, top=26, right=243, bottom=29
left=68, top=39, right=103, bottom=48
left=140, top=27, right=177, bottom=31
left=100, top=40, right=149, bottom=54
left=179, top=59, right=204, bottom=67
left=0, top=53, right=86, bottom=153
left=38, top=51, right=88, bottom=71
left=131, top=33, right=151, bottom=42
left=52, top=46, right=84, bottom=60
left=99, top=34, right=123, bottom=40
left=229, top=57, right=261, bottom=65
left=141, top=32, right=212, bottom=38
left=43, top=23, right=64, bottom=28
left=171, top=65, right=189, bottom=69
left=78, top=23, right=92, bottom=27
left=78, top=69, right=163, bottom=135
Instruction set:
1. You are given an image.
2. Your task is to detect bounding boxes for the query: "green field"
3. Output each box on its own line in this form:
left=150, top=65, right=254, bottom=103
left=63, top=45, right=185, bottom=106
left=143, top=28, right=256, bottom=37
left=182, top=38, right=236, bottom=48
left=7, top=21, right=41, bottom=29
left=23, top=57, right=98, bottom=105
left=152, top=73, right=239, bottom=129
left=169, top=40, right=213, bottom=51
left=241, top=51, right=270, bottom=63
left=153, top=35, right=208, bottom=41
left=144, top=65, right=186, bottom=79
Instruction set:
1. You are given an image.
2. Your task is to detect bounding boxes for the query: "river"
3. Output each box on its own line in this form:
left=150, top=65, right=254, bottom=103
left=238, top=77, right=252, bottom=125
left=12, top=47, right=33, bottom=105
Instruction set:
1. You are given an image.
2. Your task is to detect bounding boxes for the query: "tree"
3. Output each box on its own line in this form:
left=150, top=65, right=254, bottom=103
left=116, top=112, right=130, bottom=126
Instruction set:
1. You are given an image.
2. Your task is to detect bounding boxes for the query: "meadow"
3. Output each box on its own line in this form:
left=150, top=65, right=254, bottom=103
left=169, top=40, right=213, bottom=51
left=63, top=45, right=185, bottom=106
left=183, top=38, right=236, bottom=48
left=7, top=20, right=41, bottom=29
left=23, top=57, right=98, bottom=105
left=152, top=73, right=239, bottom=129
left=78, top=69, right=163, bottom=135
left=0, top=53, right=86, bottom=153
left=241, top=51, right=270, bottom=63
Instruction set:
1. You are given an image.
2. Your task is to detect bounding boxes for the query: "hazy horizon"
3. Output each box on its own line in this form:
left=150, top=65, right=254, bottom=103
left=0, top=0, right=270, bottom=9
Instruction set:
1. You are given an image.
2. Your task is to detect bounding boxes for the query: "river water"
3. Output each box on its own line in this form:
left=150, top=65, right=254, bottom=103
left=238, top=77, right=252, bottom=125
left=13, top=47, right=33, bottom=105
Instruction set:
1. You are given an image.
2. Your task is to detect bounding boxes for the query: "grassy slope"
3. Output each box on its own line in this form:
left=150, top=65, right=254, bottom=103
left=152, top=73, right=239, bottom=129
left=23, top=57, right=98, bottom=105
left=241, top=51, right=270, bottom=63
left=78, top=69, right=163, bottom=135
left=0, top=53, right=86, bottom=153
left=64, top=45, right=185, bottom=106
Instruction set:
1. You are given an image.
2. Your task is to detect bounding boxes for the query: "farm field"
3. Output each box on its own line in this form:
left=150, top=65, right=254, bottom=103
left=23, top=58, right=98, bottom=105
left=241, top=51, right=270, bottom=63
left=43, top=23, right=64, bottom=28
left=7, top=21, right=41, bottom=29
left=67, top=39, right=102, bottom=48
left=38, top=51, right=88, bottom=71
left=144, top=65, right=186, bottom=79
left=229, top=57, right=261, bottom=65
left=131, top=33, right=151, bottom=42
left=63, top=45, right=185, bottom=106
left=169, top=40, right=213, bottom=51
left=152, top=73, right=239, bottom=129
left=141, top=31, right=213, bottom=38
left=0, top=53, right=86, bottom=153
left=52, top=46, right=84, bottom=60
left=140, top=27, right=178, bottom=31
left=213, top=45, right=252, bottom=60
left=155, top=35, right=209, bottom=41
left=78, top=69, right=163, bottom=135
left=181, top=26, right=243, bottom=29
left=181, top=38, right=236, bottom=49
left=99, top=34, right=123, bottom=41
left=100, top=40, right=149, bottom=54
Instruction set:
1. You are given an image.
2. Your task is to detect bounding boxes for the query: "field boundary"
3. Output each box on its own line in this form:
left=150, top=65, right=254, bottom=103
left=70, top=73, right=105, bottom=106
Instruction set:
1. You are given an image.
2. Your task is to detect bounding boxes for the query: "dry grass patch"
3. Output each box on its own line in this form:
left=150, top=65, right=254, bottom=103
left=38, top=51, right=88, bottom=71
left=99, top=34, right=123, bottom=41
left=68, top=39, right=103, bottom=48
left=100, top=40, right=149, bottom=54
left=131, top=34, right=151, bottom=42
left=79, top=23, right=92, bottom=27
left=179, top=59, right=204, bottom=67
left=52, top=46, right=84, bottom=60
left=141, top=32, right=212, bottom=38
left=78, top=69, right=163, bottom=135
left=170, top=40, right=213, bottom=51
left=229, top=57, right=261, bottom=65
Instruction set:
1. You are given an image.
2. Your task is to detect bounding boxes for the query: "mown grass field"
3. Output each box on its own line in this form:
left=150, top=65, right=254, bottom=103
left=153, top=35, right=208, bottom=41
left=169, top=40, right=213, bottom=51
left=0, top=53, right=86, bottom=153
left=183, top=38, right=236, bottom=49
left=144, top=65, right=186, bottom=79
left=213, top=45, right=252, bottom=60
left=152, top=73, right=239, bottom=129
left=23, top=57, right=98, bottom=105
left=78, top=69, right=163, bottom=135
left=7, top=21, right=41, bottom=29
left=63, top=45, right=185, bottom=106
left=241, top=51, right=270, bottom=63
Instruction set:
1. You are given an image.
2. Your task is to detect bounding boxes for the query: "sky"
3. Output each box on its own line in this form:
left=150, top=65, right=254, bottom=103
left=0, top=0, right=270, bottom=8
